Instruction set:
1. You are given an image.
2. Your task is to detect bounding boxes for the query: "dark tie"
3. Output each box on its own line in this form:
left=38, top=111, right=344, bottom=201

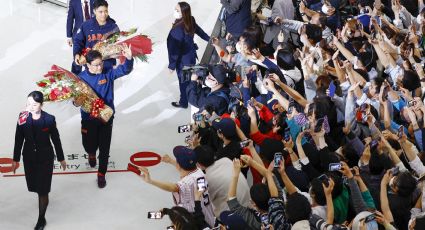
left=84, top=1, right=90, bottom=21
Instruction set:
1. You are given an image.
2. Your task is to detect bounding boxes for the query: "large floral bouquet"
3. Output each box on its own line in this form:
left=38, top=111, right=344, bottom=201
left=78, top=27, right=153, bottom=64
left=36, top=65, right=113, bottom=122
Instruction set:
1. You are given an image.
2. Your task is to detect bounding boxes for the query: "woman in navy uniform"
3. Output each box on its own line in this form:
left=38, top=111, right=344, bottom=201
left=167, top=1, right=210, bottom=108
left=12, top=91, right=66, bottom=230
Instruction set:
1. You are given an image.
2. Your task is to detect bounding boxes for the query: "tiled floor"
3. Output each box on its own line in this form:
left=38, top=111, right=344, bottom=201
left=0, top=0, right=220, bottom=229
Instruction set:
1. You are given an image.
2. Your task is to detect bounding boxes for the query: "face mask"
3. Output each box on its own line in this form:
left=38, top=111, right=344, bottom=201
left=322, top=5, right=329, bottom=14
left=205, top=78, right=217, bottom=88
left=417, top=14, right=423, bottom=24
left=235, top=41, right=242, bottom=53
left=173, top=10, right=182, bottom=19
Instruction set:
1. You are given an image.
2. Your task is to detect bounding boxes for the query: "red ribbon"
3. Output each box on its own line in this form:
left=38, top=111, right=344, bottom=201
left=90, top=98, right=105, bottom=118
left=81, top=47, right=92, bottom=57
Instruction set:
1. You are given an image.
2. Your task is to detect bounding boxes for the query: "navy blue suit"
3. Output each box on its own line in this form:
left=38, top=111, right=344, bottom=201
left=13, top=111, right=64, bottom=195
left=167, top=17, right=210, bottom=107
left=67, top=0, right=94, bottom=74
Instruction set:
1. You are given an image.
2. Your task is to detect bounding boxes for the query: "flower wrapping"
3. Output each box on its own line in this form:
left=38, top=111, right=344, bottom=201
left=36, top=65, right=113, bottom=122
left=78, top=28, right=153, bottom=64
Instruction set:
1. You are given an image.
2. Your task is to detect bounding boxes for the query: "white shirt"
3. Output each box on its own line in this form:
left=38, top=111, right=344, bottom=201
left=205, top=158, right=251, bottom=217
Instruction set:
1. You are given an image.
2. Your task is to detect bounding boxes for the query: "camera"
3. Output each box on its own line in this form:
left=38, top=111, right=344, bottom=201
left=182, top=64, right=209, bottom=82
left=147, top=211, right=163, bottom=219
left=329, top=163, right=342, bottom=171
left=193, top=113, right=204, bottom=122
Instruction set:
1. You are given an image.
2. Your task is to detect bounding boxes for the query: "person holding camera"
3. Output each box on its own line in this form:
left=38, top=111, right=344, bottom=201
left=186, top=64, right=230, bottom=115
left=167, top=2, right=210, bottom=109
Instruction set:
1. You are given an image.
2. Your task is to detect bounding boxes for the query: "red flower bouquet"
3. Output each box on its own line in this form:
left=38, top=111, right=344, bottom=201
left=36, top=65, right=114, bottom=122
left=78, top=28, right=153, bottom=65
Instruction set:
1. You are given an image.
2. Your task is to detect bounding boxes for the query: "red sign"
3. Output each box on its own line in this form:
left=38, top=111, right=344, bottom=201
left=0, top=158, right=19, bottom=174
left=130, top=152, right=161, bottom=167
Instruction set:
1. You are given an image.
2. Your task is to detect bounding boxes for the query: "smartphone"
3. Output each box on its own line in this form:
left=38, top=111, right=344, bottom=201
left=274, top=152, right=283, bottom=168
left=193, top=113, right=204, bottom=122
left=178, top=125, right=191, bottom=133
left=407, top=100, right=416, bottom=108
left=147, top=211, right=163, bottom=219
left=369, top=139, right=379, bottom=149
left=301, top=122, right=310, bottom=132
left=284, top=132, right=291, bottom=142
left=390, top=166, right=400, bottom=176
left=328, top=80, right=336, bottom=98
left=364, top=214, right=376, bottom=223
left=248, top=99, right=255, bottom=107
left=392, top=85, right=399, bottom=91
left=318, top=174, right=329, bottom=187
left=329, top=163, right=342, bottom=171
left=287, top=106, right=294, bottom=114
left=127, top=163, right=141, bottom=175
left=398, top=125, right=404, bottom=138
left=166, top=226, right=175, bottom=230
left=261, top=215, right=270, bottom=229
left=197, top=177, right=206, bottom=191
left=240, top=139, right=250, bottom=148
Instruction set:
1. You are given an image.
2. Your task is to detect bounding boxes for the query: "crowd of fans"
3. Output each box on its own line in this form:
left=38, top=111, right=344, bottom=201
left=141, top=0, right=425, bottom=229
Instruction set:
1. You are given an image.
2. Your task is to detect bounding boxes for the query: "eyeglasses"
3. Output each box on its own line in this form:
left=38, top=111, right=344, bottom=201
left=89, top=61, right=103, bottom=67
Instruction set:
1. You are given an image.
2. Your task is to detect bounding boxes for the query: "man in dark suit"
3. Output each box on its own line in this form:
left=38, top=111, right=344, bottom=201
left=67, top=0, right=94, bottom=74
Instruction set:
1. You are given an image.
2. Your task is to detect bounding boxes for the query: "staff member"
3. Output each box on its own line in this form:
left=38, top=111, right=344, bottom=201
left=67, top=0, right=94, bottom=74
left=12, top=91, right=67, bottom=230
left=74, top=44, right=133, bottom=188
left=167, top=1, right=210, bottom=109
left=73, top=0, right=118, bottom=72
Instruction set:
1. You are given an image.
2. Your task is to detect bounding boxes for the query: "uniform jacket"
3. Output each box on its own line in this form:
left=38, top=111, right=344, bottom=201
left=167, top=17, right=210, bottom=71
left=186, top=82, right=230, bottom=115
left=73, top=16, right=119, bottom=57
left=13, top=111, right=64, bottom=163
left=66, top=0, right=94, bottom=38
left=78, top=58, right=134, bottom=120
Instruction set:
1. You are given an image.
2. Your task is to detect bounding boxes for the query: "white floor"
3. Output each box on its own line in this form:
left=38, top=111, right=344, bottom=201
left=0, top=0, right=221, bottom=229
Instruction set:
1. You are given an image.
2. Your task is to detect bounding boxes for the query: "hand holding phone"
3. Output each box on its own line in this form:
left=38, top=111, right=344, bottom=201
left=329, top=163, right=342, bottom=171
left=197, top=177, right=207, bottom=191
left=274, top=153, right=283, bottom=168
left=178, top=124, right=192, bottom=133
left=147, top=211, right=163, bottom=219
left=328, top=80, right=336, bottom=98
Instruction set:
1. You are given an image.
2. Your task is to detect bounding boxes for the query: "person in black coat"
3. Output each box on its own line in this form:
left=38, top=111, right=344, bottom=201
left=12, top=91, right=66, bottom=230
left=167, top=1, right=210, bottom=109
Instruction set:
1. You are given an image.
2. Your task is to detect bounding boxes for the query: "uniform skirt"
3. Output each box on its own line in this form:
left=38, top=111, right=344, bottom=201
left=23, top=159, right=54, bottom=195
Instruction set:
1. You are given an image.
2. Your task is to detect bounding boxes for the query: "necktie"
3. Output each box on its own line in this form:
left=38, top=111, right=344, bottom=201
left=84, top=1, right=90, bottom=21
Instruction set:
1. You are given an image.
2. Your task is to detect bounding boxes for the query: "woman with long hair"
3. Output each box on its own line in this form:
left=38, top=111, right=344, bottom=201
left=11, top=91, right=66, bottom=230
left=167, top=1, right=210, bottom=108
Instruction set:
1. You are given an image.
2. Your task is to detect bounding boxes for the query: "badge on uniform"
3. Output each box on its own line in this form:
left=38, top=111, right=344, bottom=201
left=18, top=111, right=29, bottom=125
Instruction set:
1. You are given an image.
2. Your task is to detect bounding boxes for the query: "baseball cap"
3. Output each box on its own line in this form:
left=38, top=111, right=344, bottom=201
left=208, top=64, right=227, bottom=84
left=219, top=211, right=249, bottom=230
left=212, top=118, right=237, bottom=138
left=173, top=146, right=197, bottom=170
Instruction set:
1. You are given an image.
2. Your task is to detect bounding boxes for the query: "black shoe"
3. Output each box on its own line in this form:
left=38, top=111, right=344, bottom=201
left=88, top=154, right=96, bottom=168
left=171, top=102, right=188, bottom=108
left=34, top=218, right=46, bottom=230
left=97, top=174, right=106, bottom=188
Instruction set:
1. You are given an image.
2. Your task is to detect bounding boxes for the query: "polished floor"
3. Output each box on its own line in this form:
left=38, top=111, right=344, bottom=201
left=0, top=0, right=220, bottom=229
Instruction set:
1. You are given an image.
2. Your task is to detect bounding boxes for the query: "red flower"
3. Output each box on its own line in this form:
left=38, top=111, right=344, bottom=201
left=37, top=82, right=47, bottom=87
left=219, top=50, right=225, bottom=58
left=49, top=91, right=58, bottom=101
left=62, top=87, right=70, bottom=94
left=49, top=78, right=56, bottom=83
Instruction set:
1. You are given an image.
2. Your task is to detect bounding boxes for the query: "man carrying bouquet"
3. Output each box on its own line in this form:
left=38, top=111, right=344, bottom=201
left=73, top=0, right=119, bottom=72
left=74, top=44, right=133, bottom=188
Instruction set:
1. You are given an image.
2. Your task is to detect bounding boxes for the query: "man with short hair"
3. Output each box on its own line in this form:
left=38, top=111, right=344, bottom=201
left=74, top=46, right=133, bottom=188
left=186, top=64, right=230, bottom=115
left=139, top=146, right=215, bottom=227
left=73, top=0, right=119, bottom=72
left=194, top=145, right=250, bottom=217
left=212, top=118, right=242, bottom=160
